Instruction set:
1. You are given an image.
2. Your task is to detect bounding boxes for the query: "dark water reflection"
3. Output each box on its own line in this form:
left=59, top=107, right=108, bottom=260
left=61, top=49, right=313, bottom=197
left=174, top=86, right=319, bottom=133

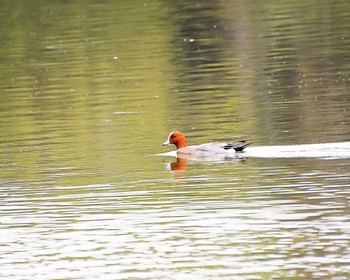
left=1, top=1, right=350, bottom=279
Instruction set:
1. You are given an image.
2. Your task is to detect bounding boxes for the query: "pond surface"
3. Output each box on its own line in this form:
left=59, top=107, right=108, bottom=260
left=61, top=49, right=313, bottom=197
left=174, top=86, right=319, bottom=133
left=1, top=1, right=350, bottom=279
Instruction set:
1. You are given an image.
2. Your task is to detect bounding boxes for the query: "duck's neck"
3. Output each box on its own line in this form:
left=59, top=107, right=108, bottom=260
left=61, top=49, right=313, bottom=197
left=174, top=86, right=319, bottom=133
left=176, top=139, right=188, bottom=149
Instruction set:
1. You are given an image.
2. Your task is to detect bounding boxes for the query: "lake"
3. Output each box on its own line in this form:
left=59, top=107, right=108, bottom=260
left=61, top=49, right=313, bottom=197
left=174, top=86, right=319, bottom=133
left=1, top=1, right=350, bottom=279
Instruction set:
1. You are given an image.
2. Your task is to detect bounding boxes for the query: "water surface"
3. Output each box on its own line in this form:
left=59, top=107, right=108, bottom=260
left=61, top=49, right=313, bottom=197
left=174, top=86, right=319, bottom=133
left=1, top=1, right=350, bottom=279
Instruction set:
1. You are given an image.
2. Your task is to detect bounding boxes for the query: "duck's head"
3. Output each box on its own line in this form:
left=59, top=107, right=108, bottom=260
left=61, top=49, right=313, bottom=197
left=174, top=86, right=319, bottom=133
left=162, top=131, right=188, bottom=149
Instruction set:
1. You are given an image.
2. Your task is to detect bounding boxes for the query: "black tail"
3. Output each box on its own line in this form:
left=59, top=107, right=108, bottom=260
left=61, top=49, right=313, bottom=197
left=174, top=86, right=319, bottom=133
left=222, top=140, right=252, bottom=152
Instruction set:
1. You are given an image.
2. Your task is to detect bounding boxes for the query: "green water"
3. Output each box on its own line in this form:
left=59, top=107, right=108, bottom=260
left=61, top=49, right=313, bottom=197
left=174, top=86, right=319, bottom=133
left=1, top=1, right=350, bottom=279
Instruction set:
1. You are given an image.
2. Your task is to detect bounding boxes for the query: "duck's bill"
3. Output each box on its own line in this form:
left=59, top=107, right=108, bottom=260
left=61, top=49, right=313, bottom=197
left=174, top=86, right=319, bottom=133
left=162, top=140, right=171, bottom=146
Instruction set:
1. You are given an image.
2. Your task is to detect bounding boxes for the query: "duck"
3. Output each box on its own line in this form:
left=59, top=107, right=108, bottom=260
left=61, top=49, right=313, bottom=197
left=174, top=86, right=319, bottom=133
left=162, top=131, right=251, bottom=157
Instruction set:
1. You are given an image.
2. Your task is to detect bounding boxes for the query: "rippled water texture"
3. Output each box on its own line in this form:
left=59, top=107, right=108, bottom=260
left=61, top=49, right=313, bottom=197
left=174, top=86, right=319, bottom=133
left=1, top=1, right=350, bottom=279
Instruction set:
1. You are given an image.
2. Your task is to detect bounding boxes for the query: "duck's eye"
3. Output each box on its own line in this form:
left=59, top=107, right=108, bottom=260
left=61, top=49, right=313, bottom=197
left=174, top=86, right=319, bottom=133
left=171, top=135, right=176, bottom=139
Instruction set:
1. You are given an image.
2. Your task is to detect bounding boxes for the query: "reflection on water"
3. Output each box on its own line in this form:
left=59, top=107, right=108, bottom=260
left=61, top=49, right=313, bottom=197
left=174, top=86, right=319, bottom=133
left=1, top=0, right=350, bottom=279
left=1, top=161, right=350, bottom=279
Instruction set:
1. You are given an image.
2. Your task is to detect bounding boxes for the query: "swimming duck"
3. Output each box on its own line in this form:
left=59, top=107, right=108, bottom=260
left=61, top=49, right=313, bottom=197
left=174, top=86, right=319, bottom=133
left=162, top=131, right=251, bottom=156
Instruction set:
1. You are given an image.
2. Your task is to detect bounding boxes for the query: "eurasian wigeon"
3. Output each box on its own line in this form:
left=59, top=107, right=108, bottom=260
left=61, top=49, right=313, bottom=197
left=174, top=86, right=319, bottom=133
left=162, top=131, right=251, bottom=156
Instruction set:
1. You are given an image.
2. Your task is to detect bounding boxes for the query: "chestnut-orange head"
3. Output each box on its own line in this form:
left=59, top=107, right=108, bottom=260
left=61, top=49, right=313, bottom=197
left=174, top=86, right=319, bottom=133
left=162, top=131, right=188, bottom=149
